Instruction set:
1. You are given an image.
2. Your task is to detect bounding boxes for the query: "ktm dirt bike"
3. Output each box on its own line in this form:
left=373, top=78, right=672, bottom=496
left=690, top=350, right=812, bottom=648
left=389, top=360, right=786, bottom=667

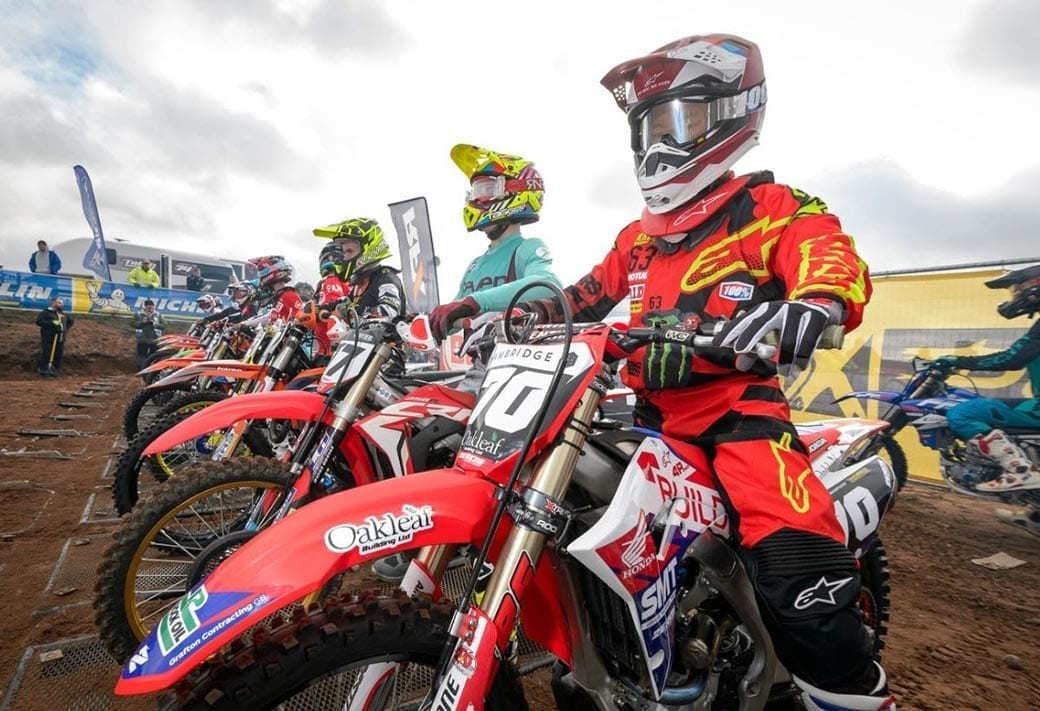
left=111, top=321, right=324, bottom=514
left=95, top=318, right=470, bottom=661
left=115, top=292, right=896, bottom=710
left=124, top=323, right=247, bottom=437
left=837, top=357, right=1040, bottom=507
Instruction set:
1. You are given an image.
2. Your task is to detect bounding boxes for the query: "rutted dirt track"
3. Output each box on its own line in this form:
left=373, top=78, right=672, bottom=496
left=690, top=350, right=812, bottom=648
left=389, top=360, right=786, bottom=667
left=0, top=315, right=1038, bottom=709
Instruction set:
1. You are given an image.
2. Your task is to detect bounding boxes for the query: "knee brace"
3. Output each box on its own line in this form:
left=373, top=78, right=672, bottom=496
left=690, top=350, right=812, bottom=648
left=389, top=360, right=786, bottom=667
left=743, top=528, right=874, bottom=689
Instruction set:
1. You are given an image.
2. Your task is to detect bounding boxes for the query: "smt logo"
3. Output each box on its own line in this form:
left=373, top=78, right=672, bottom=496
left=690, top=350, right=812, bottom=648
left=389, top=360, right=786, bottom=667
left=325, top=504, right=435, bottom=554
left=719, top=282, right=754, bottom=301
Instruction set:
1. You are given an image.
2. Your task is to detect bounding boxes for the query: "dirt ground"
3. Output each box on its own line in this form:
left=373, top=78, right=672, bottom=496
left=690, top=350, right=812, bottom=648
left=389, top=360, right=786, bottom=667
left=0, top=312, right=1038, bottom=709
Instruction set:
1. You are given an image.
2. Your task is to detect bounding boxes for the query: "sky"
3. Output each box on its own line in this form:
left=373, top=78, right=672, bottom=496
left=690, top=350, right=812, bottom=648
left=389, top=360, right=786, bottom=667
left=2, top=0, right=1039, bottom=295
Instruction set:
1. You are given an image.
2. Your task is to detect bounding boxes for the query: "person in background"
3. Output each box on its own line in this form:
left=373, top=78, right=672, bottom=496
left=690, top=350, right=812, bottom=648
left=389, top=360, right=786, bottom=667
left=428, top=144, right=560, bottom=341
left=133, top=298, right=166, bottom=369
left=186, top=265, right=206, bottom=292
left=36, top=296, right=73, bottom=376
left=294, top=281, right=315, bottom=302
left=128, top=259, right=160, bottom=288
left=29, top=240, right=62, bottom=275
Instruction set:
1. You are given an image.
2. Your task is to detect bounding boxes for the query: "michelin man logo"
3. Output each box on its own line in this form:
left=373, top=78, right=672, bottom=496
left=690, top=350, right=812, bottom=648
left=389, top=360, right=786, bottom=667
left=86, top=280, right=132, bottom=313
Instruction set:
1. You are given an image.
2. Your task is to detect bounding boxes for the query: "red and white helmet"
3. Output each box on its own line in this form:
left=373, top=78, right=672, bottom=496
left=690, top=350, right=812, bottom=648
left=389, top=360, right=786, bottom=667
left=601, top=34, right=766, bottom=214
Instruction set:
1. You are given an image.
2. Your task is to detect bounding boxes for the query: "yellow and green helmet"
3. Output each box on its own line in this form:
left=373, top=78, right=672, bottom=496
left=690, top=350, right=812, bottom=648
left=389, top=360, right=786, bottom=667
left=312, top=217, right=392, bottom=281
left=451, top=144, right=544, bottom=232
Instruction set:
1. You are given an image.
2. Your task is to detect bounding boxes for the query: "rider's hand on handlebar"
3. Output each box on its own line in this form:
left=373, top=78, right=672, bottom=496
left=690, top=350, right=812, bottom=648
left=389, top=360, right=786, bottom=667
left=430, top=296, right=479, bottom=343
left=931, top=356, right=959, bottom=373
left=713, top=298, right=838, bottom=376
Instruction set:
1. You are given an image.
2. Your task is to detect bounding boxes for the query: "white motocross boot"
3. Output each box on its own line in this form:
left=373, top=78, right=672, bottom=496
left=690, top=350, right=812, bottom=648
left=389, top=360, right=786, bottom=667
left=971, top=429, right=1040, bottom=492
left=794, top=662, right=896, bottom=711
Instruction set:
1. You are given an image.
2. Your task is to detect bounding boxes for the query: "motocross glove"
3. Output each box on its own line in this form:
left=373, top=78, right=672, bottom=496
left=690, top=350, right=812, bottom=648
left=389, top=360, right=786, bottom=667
left=430, top=296, right=479, bottom=342
left=932, top=356, right=959, bottom=372
left=642, top=342, right=697, bottom=389
left=713, top=298, right=841, bottom=376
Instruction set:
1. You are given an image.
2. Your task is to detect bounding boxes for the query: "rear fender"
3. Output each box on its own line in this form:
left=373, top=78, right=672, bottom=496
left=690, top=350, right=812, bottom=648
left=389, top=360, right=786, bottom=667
left=143, top=390, right=329, bottom=455
left=116, top=470, right=500, bottom=695
left=148, top=360, right=265, bottom=389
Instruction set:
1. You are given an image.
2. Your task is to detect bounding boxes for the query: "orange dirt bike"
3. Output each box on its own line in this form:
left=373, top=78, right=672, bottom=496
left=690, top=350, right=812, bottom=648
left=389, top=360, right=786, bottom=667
left=115, top=291, right=897, bottom=710
left=110, top=319, right=325, bottom=514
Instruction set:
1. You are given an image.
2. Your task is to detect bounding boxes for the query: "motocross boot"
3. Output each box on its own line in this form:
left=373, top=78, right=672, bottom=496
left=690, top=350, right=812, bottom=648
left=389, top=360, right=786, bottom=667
left=995, top=507, right=1040, bottom=537
left=794, top=662, right=896, bottom=710
left=971, top=429, right=1040, bottom=492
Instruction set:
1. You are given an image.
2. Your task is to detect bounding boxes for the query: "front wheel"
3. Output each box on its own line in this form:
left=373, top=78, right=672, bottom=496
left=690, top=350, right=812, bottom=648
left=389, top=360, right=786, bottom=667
left=172, top=593, right=528, bottom=710
left=95, top=458, right=297, bottom=662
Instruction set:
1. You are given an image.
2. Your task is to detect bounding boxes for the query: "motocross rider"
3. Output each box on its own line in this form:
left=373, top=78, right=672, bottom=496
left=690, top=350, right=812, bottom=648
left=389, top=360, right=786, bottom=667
left=935, top=264, right=1040, bottom=533
left=428, top=144, right=561, bottom=342
left=472, top=35, right=891, bottom=710
left=238, top=256, right=303, bottom=329
left=311, top=217, right=405, bottom=323
left=372, top=146, right=564, bottom=585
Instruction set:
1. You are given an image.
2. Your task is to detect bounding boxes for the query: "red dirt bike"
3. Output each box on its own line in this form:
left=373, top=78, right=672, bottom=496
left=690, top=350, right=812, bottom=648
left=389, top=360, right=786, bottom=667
left=95, top=317, right=472, bottom=660
left=111, top=320, right=326, bottom=514
left=115, top=302, right=897, bottom=710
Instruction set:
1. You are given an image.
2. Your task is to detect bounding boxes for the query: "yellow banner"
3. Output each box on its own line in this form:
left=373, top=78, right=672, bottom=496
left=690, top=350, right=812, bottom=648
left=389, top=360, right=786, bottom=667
left=789, top=269, right=1033, bottom=482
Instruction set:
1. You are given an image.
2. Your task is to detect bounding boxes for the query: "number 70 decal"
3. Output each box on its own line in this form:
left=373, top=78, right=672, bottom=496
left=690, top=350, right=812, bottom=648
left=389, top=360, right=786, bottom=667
left=470, top=367, right=554, bottom=434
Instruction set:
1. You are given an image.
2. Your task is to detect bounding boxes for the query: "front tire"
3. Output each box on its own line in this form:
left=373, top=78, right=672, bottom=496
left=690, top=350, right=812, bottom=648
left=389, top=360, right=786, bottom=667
left=172, top=593, right=528, bottom=710
left=95, top=458, right=297, bottom=662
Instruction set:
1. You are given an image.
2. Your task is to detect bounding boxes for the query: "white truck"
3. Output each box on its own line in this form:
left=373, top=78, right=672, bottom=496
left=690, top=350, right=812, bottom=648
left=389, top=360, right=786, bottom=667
left=51, top=238, right=253, bottom=292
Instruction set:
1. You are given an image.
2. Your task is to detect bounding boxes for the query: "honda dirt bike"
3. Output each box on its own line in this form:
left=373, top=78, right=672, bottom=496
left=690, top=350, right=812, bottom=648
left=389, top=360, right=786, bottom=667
left=95, top=317, right=471, bottom=661
left=837, top=357, right=1040, bottom=506
left=116, top=287, right=896, bottom=710
left=111, top=320, right=324, bottom=514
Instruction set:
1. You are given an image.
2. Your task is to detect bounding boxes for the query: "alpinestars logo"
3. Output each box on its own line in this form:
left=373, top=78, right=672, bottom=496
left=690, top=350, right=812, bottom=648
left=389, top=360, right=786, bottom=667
left=794, top=575, right=853, bottom=610
left=325, top=505, right=435, bottom=554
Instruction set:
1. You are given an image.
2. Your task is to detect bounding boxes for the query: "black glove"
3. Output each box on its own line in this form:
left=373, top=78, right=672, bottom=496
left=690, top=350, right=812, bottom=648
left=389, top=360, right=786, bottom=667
left=713, top=299, right=837, bottom=375
left=642, top=342, right=697, bottom=389
left=430, top=296, right=479, bottom=342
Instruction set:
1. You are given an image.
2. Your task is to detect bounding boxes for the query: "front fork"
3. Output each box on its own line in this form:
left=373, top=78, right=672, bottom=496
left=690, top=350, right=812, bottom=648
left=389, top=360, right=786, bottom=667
left=427, top=385, right=604, bottom=710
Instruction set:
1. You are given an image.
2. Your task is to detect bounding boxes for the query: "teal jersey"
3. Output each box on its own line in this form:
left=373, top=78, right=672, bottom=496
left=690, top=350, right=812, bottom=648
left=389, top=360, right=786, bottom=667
left=455, top=234, right=561, bottom=311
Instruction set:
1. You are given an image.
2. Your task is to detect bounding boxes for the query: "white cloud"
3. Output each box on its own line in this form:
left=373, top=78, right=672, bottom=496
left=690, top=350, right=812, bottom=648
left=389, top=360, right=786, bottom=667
left=0, top=0, right=1038, bottom=295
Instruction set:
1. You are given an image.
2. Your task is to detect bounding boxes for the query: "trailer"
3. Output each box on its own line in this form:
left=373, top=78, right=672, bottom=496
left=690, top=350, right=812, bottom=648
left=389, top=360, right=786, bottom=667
left=50, top=238, right=253, bottom=293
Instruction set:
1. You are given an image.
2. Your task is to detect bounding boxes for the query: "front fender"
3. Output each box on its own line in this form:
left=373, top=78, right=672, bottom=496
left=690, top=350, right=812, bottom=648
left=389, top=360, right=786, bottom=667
left=148, top=360, right=264, bottom=389
left=832, top=390, right=902, bottom=405
left=138, top=353, right=206, bottom=376
left=143, top=390, right=328, bottom=455
left=116, top=470, right=499, bottom=695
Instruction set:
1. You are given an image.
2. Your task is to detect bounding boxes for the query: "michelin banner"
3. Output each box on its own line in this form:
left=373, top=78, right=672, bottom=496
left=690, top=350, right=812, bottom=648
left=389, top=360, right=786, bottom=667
left=0, top=269, right=226, bottom=321
left=788, top=268, right=1035, bottom=483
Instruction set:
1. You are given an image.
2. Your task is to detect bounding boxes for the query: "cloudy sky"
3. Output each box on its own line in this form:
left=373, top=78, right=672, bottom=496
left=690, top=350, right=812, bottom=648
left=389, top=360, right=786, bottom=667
left=2, top=0, right=1038, bottom=294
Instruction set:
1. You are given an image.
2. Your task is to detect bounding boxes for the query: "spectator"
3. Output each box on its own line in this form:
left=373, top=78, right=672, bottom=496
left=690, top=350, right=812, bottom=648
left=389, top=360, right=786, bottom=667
left=36, top=296, right=73, bottom=377
left=29, top=240, right=62, bottom=274
left=185, top=265, right=206, bottom=292
left=128, top=259, right=160, bottom=288
left=133, top=299, right=166, bottom=369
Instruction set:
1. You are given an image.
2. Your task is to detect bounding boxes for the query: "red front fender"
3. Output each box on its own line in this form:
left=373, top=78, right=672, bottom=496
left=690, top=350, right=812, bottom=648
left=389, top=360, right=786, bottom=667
left=115, top=471, right=501, bottom=695
left=143, top=390, right=328, bottom=455
left=147, top=360, right=265, bottom=389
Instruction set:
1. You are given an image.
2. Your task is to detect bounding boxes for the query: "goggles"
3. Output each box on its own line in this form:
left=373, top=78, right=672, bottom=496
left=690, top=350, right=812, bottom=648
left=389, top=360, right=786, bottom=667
left=466, top=174, right=543, bottom=204
left=630, top=94, right=751, bottom=153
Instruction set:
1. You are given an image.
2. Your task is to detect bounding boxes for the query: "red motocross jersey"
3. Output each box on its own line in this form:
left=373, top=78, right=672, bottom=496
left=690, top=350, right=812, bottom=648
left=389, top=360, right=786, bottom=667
left=270, top=288, right=303, bottom=323
left=527, top=172, right=871, bottom=439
